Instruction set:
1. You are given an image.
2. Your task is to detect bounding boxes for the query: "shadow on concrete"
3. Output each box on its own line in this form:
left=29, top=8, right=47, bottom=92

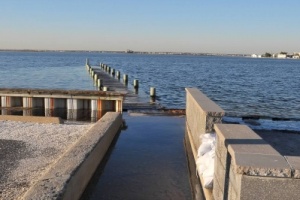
left=255, top=130, right=300, bottom=157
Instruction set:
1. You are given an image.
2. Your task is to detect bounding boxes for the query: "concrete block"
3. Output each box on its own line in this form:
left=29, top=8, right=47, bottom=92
left=212, top=176, right=224, bottom=200
left=228, top=158, right=242, bottom=199
left=215, top=134, right=228, bottom=168
left=228, top=181, right=239, bottom=200
left=215, top=124, right=262, bottom=142
left=215, top=124, right=291, bottom=177
left=186, top=88, right=224, bottom=150
left=214, top=155, right=226, bottom=199
left=285, top=156, right=300, bottom=178
left=232, top=153, right=291, bottom=177
left=240, top=175, right=300, bottom=200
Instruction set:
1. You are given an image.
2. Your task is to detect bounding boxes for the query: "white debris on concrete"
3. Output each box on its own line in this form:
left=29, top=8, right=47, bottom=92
left=196, top=133, right=216, bottom=189
left=0, top=120, right=93, bottom=200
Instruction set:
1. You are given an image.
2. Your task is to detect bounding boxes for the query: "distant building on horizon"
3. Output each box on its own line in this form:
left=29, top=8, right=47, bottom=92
left=251, top=54, right=261, bottom=58
left=126, top=49, right=134, bottom=53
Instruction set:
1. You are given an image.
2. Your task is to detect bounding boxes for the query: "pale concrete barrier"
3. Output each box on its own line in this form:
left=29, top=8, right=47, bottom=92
left=214, top=124, right=300, bottom=200
left=185, top=88, right=225, bottom=200
left=22, top=112, right=122, bottom=200
left=186, top=88, right=300, bottom=200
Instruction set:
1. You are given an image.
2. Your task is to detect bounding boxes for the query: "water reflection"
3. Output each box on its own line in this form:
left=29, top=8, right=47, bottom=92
left=0, top=108, right=107, bottom=122
left=81, top=114, right=192, bottom=200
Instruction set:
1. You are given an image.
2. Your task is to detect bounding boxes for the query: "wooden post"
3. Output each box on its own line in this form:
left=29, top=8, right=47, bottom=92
left=97, top=79, right=103, bottom=88
left=103, top=86, right=108, bottom=91
left=123, top=74, right=128, bottom=84
left=134, top=79, right=139, bottom=89
left=116, top=71, right=120, bottom=79
left=150, top=87, right=156, bottom=97
left=111, top=68, right=115, bottom=76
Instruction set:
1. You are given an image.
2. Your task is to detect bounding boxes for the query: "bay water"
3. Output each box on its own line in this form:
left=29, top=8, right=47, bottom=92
left=0, top=51, right=299, bottom=130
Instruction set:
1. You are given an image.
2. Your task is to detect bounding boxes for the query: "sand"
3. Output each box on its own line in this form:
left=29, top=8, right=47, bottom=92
left=0, top=120, right=93, bottom=200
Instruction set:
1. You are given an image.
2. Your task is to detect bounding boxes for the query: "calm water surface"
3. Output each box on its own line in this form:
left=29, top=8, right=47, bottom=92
left=0, top=51, right=299, bottom=129
left=81, top=114, right=192, bottom=200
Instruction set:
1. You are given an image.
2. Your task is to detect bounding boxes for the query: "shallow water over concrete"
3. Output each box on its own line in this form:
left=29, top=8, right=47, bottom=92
left=81, top=113, right=192, bottom=200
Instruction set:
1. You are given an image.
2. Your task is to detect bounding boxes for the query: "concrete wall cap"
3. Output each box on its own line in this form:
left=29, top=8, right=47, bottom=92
left=185, top=88, right=225, bottom=115
left=215, top=124, right=292, bottom=177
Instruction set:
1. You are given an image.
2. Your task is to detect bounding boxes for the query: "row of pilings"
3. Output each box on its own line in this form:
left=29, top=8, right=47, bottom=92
left=85, top=58, right=156, bottom=97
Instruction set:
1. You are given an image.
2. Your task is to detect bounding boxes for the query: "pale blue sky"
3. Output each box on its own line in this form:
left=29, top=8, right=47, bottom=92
left=0, top=0, right=299, bottom=54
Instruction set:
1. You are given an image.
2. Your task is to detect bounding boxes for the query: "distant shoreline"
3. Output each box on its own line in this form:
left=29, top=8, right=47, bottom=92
left=0, top=49, right=249, bottom=57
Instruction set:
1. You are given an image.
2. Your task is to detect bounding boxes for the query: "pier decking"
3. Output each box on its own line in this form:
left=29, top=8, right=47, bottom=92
left=86, top=62, right=160, bottom=110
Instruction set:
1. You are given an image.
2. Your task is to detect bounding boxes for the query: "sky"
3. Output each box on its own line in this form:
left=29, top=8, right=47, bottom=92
left=0, top=0, right=299, bottom=54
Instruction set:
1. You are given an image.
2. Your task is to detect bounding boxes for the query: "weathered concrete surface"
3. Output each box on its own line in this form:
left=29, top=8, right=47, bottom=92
left=255, top=130, right=300, bottom=178
left=185, top=88, right=224, bottom=150
left=240, top=175, right=300, bottom=200
left=214, top=124, right=300, bottom=200
left=0, top=115, right=63, bottom=124
left=185, top=88, right=225, bottom=200
left=22, top=112, right=122, bottom=200
left=215, top=124, right=291, bottom=177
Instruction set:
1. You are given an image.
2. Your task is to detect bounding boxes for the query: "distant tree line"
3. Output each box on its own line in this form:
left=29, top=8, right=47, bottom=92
left=262, top=52, right=272, bottom=57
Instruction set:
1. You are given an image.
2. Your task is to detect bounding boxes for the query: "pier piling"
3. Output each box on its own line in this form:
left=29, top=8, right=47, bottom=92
left=133, top=79, right=139, bottom=89
left=123, top=74, right=128, bottom=84
left=111, top=68, right=115, bottom=76
left=103, top=86, right=108, bottom=91
left=116, top=71, right=120, bottom=79
left=150, top=87, right=156, bottom=97
left=97, top=79, right=103, bottom=88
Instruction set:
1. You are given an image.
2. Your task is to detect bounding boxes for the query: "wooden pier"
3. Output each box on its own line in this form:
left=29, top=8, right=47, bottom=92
left=86, top=61, right=160, bottom=110
left=0, top=59, right=160, bottom=121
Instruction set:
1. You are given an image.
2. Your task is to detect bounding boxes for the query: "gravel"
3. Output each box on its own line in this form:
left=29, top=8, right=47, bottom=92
left=0, top=120, right=93, bottom=199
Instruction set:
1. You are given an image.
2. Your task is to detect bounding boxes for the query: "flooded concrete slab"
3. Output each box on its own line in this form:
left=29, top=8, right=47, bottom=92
left=81, top=114, right=192, bottom=200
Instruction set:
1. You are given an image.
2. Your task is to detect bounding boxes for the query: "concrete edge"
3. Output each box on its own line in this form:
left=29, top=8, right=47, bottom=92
left=185, top=88, right=225, bottom=115
left=186, top=121, right=214, bottom=200
left=215, top=124, right=292, bottom=177
left=21, top=112, right=122, bottom=200
left=0, top=115, right=63, bottom=124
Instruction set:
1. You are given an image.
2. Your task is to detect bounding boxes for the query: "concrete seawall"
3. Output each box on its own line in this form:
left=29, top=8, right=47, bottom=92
left=185, top=88, right=300, bottom=200
left=214, top=124, right=300, bottom=200
left=21, top=112, right=122, bottom=200
left=185, top=88, right=224, bottom=200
